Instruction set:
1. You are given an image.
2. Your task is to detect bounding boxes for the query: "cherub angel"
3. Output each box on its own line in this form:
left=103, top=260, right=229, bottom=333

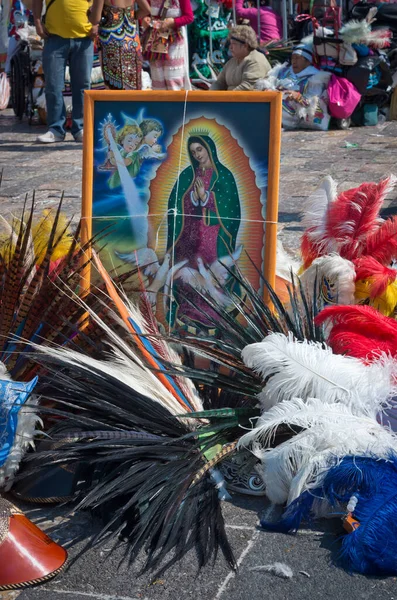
left=98, top=114, right=166, bottom=190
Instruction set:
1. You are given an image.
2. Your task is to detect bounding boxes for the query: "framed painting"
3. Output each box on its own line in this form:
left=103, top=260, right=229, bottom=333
left=81, top=90, right=282, bottom=333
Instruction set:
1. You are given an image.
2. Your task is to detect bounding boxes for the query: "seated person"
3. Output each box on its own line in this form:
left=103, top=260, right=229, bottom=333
left=256, top=43, right=331, bottom=130
left=210, top=25, right=271, bottom=91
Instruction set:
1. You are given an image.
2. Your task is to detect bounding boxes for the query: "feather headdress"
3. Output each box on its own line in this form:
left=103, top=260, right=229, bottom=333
left=315, top=304, right=397, bottom=362
left=339, top=17, right=391, bottom=48
left=239, top=397, right=397, bottom=505
left=301, top=175, right=397, bottom=267
left=261, top=454, right=397, bottom=576
left=241, top=331, right=397, bottom=415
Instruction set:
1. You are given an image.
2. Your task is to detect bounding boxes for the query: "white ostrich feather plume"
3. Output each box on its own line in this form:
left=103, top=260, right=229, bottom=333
left=276, top=239, right=301, bottom=282
left=299, top=254, right=356, bottom=306
left=239, top=398, right=397, bottom=505
left=241, top=332, right=397, bottom=414
left=301, top=176, right=338, bottom=252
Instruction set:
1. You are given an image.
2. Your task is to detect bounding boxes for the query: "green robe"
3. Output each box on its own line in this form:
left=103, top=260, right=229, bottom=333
left=167, top=135, right=241, bottom=260
left=108, top=148, right=141, bottom=190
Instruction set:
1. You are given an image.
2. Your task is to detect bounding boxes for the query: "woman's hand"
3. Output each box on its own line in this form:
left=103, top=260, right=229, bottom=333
left=142, top=15, right=151, bottom=29
left=87, top=0, right=104, bottom=25
left=136, top=0, right=151, bottom=19
left=194, top=178, right=206, bottom=202
left=160, top=17, right=174, bottom=32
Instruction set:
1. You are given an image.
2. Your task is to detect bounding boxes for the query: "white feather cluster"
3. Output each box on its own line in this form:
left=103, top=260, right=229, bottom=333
left=300, top=176, right=338, bottom=252
left=255, top=63, right=285, bottom=91
left=239, top=398, right=397, bottom=505
left=339, top=19, right=391, bottom=48
left=276, top=239, right=300, bottom=282
left=0, top=394, right=42, bottom=490
left=242, top=332, right=397, bottom=415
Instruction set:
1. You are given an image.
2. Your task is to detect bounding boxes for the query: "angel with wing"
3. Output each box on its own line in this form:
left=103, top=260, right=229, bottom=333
left=99, top=113, right=166, bottom=190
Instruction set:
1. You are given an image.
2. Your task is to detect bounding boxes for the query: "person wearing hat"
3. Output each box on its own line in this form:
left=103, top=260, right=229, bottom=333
left=210, top=25, right=271, bottom=91
left=255, top=42, right=331, bottom=130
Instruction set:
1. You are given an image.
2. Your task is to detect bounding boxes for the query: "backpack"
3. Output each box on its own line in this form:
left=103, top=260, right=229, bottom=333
left=327, top=74, right=361, bottom=119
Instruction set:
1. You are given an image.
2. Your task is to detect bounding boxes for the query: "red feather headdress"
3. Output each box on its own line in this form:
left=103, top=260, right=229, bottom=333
left=353, top=256, right=397, bottom=298
left=301, top=175, right=397, bottom=267
left=315, top=305, right=397, bottom=362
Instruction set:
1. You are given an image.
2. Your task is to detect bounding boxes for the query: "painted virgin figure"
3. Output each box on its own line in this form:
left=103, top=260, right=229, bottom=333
left=164, top=134, right=242, bottom=330
left=115, top=133, right=243, bottom=333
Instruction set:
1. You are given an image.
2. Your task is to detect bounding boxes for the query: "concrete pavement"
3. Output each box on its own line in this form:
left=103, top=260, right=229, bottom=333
left=1, top=108, right=397, bottom=600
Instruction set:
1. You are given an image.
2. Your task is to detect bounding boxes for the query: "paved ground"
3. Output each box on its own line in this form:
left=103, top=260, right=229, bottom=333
left=1, top=108, right=397, bottom=600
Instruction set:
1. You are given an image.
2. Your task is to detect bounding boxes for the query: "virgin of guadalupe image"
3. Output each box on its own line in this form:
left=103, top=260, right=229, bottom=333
left=164, top=134, right=243, bottom=331
left=116, top=130, right=247, bottom=334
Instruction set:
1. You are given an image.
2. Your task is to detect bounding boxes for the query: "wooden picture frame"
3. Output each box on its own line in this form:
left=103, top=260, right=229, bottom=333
left=81, top=90, right=282, bottom=331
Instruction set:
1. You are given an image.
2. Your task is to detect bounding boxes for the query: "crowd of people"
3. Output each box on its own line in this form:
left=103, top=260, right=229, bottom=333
left=1, top=0, right=394, bottom=141
left=0, top=0, right=288, bottom=143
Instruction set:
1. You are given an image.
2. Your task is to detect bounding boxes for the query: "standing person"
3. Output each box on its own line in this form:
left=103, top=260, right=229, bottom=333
left=235, top=0, right=282, bottom=44
left=144, top=0, right=194, bottom=91
left=88, top=0, right=150, bottom=90
left=33, top=0, right=96, bottom=143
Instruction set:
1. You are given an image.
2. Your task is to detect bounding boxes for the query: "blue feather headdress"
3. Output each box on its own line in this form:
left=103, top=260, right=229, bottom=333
left=262, top=454, right=397, bottom=576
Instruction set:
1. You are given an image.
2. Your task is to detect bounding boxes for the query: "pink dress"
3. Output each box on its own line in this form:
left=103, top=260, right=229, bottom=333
left=174, top=167, right=219, bottom=267
left=150, top=0, right=193, bottom=90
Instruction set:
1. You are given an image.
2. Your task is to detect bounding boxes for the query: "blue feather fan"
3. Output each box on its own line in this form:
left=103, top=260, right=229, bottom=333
left=261, top=454, right=397, bottom=576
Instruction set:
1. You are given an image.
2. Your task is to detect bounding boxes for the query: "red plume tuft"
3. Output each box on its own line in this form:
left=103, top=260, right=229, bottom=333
left=362, top=215, right=397, bottom=266
left=300, top=231, right=320, bottom=269
left=315, top=304, right=397, bottom=362
left=353, top=256, right=397, bottom=298
left=324, top=176, right=396, bottom=260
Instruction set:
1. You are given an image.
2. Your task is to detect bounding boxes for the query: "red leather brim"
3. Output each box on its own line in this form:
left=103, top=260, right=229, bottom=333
left=0, top=513, right=67, bottom=590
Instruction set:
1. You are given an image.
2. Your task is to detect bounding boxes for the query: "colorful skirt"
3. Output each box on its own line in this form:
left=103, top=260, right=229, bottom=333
left=98, top=5, right=142, bottom=90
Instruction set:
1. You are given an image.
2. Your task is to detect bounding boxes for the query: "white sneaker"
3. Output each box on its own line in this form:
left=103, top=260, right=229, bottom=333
left=36, top=129, right=65, bottom=144
left=74, top=130, right=83, bottom=143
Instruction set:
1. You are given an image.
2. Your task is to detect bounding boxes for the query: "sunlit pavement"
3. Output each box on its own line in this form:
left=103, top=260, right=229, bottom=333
left=1, top=108, right=397, bottom=600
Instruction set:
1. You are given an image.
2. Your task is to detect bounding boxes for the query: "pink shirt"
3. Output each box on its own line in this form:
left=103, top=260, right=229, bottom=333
left=235, top=0, right=282, bottom=43
left=173, top=0, right=194, bottom=29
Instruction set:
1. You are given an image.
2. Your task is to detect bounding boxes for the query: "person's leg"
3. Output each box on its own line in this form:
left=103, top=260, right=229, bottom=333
left=68, top=36, right=93, bottom=138
left=150, top=59, right=166, bottom=90
left=163, top=39, right=185, bottom=90
left=42, top=35, right=68, bottom=137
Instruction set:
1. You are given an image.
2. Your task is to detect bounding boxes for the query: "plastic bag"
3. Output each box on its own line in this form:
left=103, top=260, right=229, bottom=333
left=327, top=74, right=361, bottom=118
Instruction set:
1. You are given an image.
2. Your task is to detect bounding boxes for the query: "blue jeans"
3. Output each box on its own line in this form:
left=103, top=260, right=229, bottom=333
left=43, top=35, right=93, bottom=136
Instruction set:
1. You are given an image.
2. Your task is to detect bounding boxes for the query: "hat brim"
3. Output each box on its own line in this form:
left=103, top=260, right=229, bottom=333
left=0, top=512, right=67, bottom=591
